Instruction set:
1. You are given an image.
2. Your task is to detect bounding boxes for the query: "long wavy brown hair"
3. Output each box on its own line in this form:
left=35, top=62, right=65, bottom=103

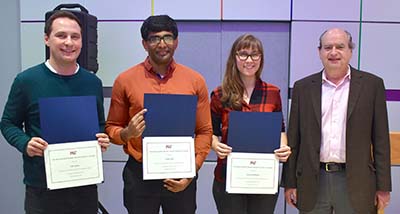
left=221, top=34, right=264, bottom=110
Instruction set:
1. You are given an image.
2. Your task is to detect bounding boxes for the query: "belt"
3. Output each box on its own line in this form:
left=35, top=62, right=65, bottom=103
left=320, top=162, right=346, bottom=172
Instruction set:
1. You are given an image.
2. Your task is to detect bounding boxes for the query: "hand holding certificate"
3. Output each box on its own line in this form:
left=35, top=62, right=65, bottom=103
left=44, top=140, right=103, bottom=190
left=142, top=137, right=196, bottom=180
left=226, top=153, right=279, bottom=194
left=39, top=96, right=104, bottom=190
left=226, top=112, right=282, bottom=194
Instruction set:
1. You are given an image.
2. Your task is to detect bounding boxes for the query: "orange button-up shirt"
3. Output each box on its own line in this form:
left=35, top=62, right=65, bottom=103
left=106, top=58, right=212, bottom=170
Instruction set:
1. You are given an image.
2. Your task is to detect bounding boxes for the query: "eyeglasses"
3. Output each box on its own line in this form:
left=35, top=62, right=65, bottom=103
left=236, top=52, right=262, bottom=61
left=147, top=35, right=175, bottom=45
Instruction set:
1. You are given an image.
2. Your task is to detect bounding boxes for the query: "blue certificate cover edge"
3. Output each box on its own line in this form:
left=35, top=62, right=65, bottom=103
left=39, top=96, right=99, bottom=144
left=142, top=93, right=197, bottom=137
left=227, top=111, right=282, bottom=153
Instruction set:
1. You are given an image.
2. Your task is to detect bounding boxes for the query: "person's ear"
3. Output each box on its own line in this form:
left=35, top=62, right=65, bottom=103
left=44, top=34, right=50, bottom=47
left=174, top=37, right=179, bottom=49
left=142, top=39, right=149, bottom=52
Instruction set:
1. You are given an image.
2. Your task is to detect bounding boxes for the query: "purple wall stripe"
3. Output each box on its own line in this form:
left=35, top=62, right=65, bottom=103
left=386, top=89, right=400, bottom=101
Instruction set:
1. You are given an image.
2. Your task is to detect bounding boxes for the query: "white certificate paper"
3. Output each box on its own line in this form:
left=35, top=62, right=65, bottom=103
left=44, top=140, right=104, bottom=190
left=226, top=152, right=279, bottom=194
left=142, top=136, right=196, bottom=180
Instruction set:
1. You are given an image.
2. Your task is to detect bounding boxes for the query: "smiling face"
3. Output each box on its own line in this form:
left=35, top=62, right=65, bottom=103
left=318, top=29, right=353, bottom=73
left=45, top=17, right=82, bottom=67
left=235, top=47, right=262, bottom=80
left=142, top=31, right=178, bottom=67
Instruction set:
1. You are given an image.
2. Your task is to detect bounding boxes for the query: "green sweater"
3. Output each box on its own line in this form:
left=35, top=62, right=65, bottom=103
left=0, top=63, right=105, bottom=188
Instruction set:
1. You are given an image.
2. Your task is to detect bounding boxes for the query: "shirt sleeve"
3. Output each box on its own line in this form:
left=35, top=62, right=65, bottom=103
left=95, top=78, right=106, bottom=133
left=193, top=77, right=213, bottom=171
left=273, top=88, right=286, bottom=132
left=372, top=77, right=391, bottom=191
left=0, top=76, right=31, bottom=155
left=210, top=89, right=223, bottom=136
left=105, top=76, right=130, bottom=145
left=281, top=81, right=301, bottom=188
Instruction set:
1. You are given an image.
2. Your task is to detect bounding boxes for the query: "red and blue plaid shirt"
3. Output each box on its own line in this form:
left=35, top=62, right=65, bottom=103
left=210, top=78, right=285, bottom=182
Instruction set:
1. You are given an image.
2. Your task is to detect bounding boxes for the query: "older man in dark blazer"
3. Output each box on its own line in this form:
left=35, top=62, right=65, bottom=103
left=282, top=28, right=391, bottom=214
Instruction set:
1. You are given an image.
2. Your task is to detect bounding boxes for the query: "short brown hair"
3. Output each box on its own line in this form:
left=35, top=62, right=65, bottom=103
left=44, top=10, right=82, bottom=36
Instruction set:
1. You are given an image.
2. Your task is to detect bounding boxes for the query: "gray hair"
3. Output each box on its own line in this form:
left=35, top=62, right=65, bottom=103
left=318, top=29, right=355, bottom=50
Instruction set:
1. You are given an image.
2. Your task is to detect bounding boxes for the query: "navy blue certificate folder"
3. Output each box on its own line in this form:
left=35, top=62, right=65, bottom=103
left=39, top=96, right=99, bottom=144
left=143, top=94, right=197, bottom=137
left=227, top=111, right=282, bottom=153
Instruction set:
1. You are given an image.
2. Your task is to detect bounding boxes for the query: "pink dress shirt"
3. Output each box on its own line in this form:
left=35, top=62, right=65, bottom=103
left=320, top=68, right=351, bottom=163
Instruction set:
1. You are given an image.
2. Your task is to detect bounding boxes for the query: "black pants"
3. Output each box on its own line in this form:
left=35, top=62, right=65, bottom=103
left=123, top=156, right=197, bottom=214
left=213, top=179, right=278, bottom=214
left=25, top=185, right=98, bottom=214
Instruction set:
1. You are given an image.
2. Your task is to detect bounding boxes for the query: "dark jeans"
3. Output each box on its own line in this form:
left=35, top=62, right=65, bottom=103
left=123, top=156, right=197, bottom=214
left=25, top=185, right=98, bottom=214
left=213, top=179, right=278, bottom=214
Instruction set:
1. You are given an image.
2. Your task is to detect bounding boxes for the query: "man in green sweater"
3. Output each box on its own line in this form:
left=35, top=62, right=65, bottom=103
left=0, top=10, right=109, bottom=214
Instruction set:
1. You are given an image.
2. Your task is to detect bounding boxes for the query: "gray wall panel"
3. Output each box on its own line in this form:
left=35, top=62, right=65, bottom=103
left=175, top=22, right=222, bottom=95
left=20, top=0, right=84, bottom=20
left=154, top=0, right=220, bottom=20
left=362, top=0, right=400, bottom=22
left=359, top=23, right=400, bottom=89
left=292, top=0, right=360, bottom=21
left=223, top=0, right=291, bottom=21
left=20, top=23, right=45, bottom=70
left=0, top=0, right=24, bottom=213
left=86, top=0, right=151, bottom=20
left=388, top=102, right=400, bottom=131
left=96, top=22, right=145, bottom=87
left=98, top=162, right=127, bottom=214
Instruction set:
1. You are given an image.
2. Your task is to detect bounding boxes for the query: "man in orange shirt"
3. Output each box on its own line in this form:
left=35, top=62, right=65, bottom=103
left=105, top=15, right=212, bottom=214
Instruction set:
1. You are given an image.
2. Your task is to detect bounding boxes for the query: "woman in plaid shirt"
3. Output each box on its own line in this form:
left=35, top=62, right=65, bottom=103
left=210, top=34, right=291, bottom=214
